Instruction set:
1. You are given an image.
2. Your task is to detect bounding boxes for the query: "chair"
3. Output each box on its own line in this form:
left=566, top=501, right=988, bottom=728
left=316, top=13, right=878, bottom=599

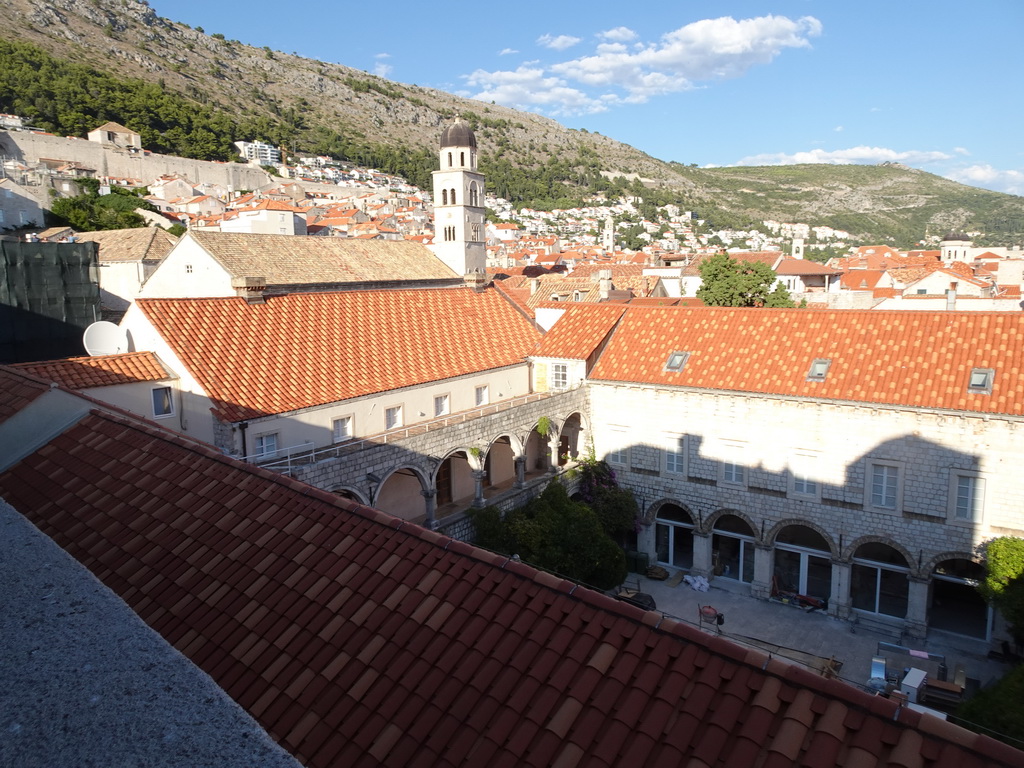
left=699, top=605, right=723, bottom=632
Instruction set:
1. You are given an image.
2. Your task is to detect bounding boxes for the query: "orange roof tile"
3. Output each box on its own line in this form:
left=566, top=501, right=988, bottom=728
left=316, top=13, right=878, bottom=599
left=531, top=305, right=627, bottom=360
left=136, top=288, right=541, bottom=422
left=0, top=405, right=1018, bottom=768
left=12, top=352, right=171, bottom=390
left=587, top=307, right=1024, bottom=416
left=0, top=367, right=52, bottom=424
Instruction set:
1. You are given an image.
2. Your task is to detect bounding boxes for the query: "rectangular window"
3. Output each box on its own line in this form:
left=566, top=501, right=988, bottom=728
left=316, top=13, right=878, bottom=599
left=870, top=463, right=898, bottom=509
left=152, top=386, right=173, bottom=418
left=475, top=385, right=489, bottom=407
left=723, top=462, right=745, bottom=485
left=385, top=405, right=403, bottom=430
left=255, top=433, right=278, bottom=459
left=608, top=447, right=628, bottom=466
left=332, top=416, right=352, bottom=442
left=950, top=473, right=985, bottom=522
left=790, top=452, right=819, bottom=497
left=434, top=394, right=450, bottom=417
left=607, top=430, right=628, bottom=466
left=551, top=363, right=568, bottom=390
left=664, top=436, right=685, bottom=475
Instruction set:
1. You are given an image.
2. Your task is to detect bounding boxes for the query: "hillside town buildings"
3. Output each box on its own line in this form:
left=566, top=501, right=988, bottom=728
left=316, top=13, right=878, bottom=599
left=4, top=116, right=1024, bottom=766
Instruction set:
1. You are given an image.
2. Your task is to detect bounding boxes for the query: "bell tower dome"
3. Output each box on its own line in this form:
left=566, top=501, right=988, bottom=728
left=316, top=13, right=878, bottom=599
left=432, top=118, right=486, bottom=275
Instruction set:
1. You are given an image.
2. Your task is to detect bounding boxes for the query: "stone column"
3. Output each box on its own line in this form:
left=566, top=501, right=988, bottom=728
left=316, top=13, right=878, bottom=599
left=421, top=488, right=437, bottom=530
left=690, top=531, right=712, bottom=579
left=513, top=455, right=526, bottom=488
left=471, top=470, right=486, bottom=508
left=904, top=576, right=929, bottom=641
left=829, top=561, right=852, bottom=620
left=547, top=435, right=561, bottom=473
left=751, top=543, right=773, bottom=600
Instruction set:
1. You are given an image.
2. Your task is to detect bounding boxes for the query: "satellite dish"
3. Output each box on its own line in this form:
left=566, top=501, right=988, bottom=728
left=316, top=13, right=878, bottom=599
left=83, top=321, right=129, bottom=356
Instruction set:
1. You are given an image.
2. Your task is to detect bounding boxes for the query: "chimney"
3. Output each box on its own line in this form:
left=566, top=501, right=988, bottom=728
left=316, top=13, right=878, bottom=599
left=598, top=269, right=613, bottom=300
left=231, top=276, right=268, bottom=304
left=529, top=278, right=539, bottom=295
left=464, top=272, right=488, bottom=292
left=946, top=282, right=957, bottom=311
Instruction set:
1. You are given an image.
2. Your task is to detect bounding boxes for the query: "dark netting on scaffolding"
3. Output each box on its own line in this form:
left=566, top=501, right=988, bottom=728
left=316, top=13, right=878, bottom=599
left=0, top=240, right=100, bottom=363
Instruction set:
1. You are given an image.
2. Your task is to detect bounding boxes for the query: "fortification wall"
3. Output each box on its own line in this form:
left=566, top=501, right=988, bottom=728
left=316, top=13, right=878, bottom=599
left=0, top=131, right=272, bottom=190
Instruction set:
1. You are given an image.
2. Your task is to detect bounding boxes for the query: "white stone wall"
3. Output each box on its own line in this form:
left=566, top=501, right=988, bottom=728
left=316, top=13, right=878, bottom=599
left=589, top=382, right=1024, bottom=567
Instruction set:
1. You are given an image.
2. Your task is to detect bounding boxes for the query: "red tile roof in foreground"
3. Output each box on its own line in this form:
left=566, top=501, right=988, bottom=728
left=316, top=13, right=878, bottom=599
left=1, top=405, right=1018, bottom=768
left=135, top=288, right=541, bottom=422
left=583, top=307, right=1024, bottom=416
left=0, top=367, right=51, bottom=424
left=12, top=352, right=170, bottom=390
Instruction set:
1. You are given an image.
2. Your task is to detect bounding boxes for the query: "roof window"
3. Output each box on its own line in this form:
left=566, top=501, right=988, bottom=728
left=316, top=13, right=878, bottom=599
left=665, top=351, right=690, bottom=372
left=806, top=358, right=831, bottom=381
left=968, top=368, right=994, bottom=395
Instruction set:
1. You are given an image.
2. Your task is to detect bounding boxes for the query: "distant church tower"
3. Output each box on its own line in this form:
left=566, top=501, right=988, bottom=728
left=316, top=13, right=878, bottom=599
left=432, top=118, right=486, bottom=275
left=602, top=216, right=615, bottom=252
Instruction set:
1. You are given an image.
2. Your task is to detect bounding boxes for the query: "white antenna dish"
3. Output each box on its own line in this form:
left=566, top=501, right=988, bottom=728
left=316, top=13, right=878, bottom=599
left=83, top=321, right=129, bottom=356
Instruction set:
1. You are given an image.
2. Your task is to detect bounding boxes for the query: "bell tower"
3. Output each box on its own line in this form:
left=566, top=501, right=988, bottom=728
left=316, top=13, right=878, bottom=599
left=432, top=118, right=486, bottom=275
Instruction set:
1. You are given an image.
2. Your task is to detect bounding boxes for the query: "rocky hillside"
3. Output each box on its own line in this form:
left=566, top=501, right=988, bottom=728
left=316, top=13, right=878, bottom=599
left=2, top=0, right=1023, bottom=244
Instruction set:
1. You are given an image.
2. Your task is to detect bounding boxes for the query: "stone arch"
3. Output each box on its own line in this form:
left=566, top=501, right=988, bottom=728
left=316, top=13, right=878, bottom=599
left=431, top=448, right=474, bottom=508
left=331, top=486, right=369, bottom=505
left=482, top=435, right=517, bottom=489
left=487, top=431, right=524, bottom=457
left=705, top=508, right=759, bottom=540
left=373, top=465, right=430, bottom=522
left=647, top=498, right=695, bottom=527
left=523, top=420, right=555, bottom=474
left=555, top=411, right=588, bottom=465
left=766, top=518, right=837, bottom=557
left=925, top=550, right=984, bottom=575
left=843, top=535, right=916, bottom=573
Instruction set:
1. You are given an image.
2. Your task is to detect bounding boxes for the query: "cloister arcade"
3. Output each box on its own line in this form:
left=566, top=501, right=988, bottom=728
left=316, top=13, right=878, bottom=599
left=648, top=500, right=991, bottom=641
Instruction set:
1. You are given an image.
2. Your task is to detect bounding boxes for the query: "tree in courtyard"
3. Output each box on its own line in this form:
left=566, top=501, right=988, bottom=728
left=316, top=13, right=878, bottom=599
left=696, top=253, right=796, bottom=308
left=979, top=537, right=1024, bottom=644
left=469, top=482, right=628, bottom=590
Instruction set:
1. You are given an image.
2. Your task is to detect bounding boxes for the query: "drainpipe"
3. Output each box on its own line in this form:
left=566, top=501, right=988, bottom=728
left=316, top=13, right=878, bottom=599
left=238, top=421, right=249, bottom=461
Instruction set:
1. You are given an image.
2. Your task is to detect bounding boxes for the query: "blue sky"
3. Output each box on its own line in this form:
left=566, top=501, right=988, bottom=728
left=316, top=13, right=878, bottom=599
left=147, top=0, right=1024, bottom=196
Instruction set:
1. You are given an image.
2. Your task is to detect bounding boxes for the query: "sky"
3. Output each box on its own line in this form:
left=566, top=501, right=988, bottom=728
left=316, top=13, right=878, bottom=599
left=147, top=0, right=1024, bottom=196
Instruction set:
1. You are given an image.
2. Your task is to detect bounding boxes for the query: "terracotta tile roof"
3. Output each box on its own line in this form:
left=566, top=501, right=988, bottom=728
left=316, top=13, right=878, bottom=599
left=0, top=367, right=52, bottom=424
left=184, top=231, right=458, bottom=284
left=774, top=258, right=842, bottom=276
left=586, top=307, right=1024, bottom=416
left=0, top=405, right=1019, bottom=768
left=12, top=352, right=171, bottom=390
left=840, top=270, right=885, bottom=290
left=135, top=288, right=541, bottom=422
left=74, top=228, right=178, bottom=263
left=531, top=305, right=627, bottom=360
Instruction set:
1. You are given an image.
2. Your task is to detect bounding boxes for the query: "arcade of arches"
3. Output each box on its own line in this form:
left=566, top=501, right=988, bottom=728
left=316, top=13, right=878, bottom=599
left=652, top=502, right=991, bottom=640
left=334, top=411, right=588, bottom=530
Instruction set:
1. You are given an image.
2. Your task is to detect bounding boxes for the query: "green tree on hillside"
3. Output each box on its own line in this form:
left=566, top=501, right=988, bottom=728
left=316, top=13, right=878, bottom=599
left=697, top=253, right=796, bottom=307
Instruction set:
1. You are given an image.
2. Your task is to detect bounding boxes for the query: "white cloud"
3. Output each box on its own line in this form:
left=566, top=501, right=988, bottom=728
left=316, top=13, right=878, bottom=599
left=498, top=47, right=519, bottom=56
left=730, top=146, right=954, bottom=166
left=598, top=26, right=637, bottom=42
left=946, top=164, right=1024, bottom=196
left=373, top=53, right=392, bottom=78
left=953, top=147, right=970, bottom=156
left=834, top=126, right=844, bottom=132
left=464, top=66, right=610, bottom=115
left=551, top=15, right=821, bottom=100
left=469, top=15, right=820, bottom=113
left=537, top=33, right=582, bottom=51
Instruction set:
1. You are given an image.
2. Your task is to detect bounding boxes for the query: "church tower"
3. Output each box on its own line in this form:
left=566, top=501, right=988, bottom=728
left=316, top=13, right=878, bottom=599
left=432, top=118, right=486, bottom=275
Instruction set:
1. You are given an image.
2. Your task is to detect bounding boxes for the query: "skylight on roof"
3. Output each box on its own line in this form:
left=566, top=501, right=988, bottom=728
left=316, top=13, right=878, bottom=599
left=806, top=358, right=831, bottom=381
left=968, top=368, right=994, bottom=395
left=665, top=351, right=690, bottom=372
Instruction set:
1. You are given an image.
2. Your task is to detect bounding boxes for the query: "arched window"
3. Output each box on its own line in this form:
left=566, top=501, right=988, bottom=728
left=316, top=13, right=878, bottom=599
left=450, top=188, right=456, bottom=205
left=441, top=189, right=448, bottom=205
left=447, top=152, right=452, bottom=167
left=460, top=151, right=465, bottom=166
left=470, top=182, right=478, bottom=206
left=851, top=542, right=908, bottom=618
left=713, top=515, right=755, bottom=583
left=655, top=504, right=694, bottom=569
